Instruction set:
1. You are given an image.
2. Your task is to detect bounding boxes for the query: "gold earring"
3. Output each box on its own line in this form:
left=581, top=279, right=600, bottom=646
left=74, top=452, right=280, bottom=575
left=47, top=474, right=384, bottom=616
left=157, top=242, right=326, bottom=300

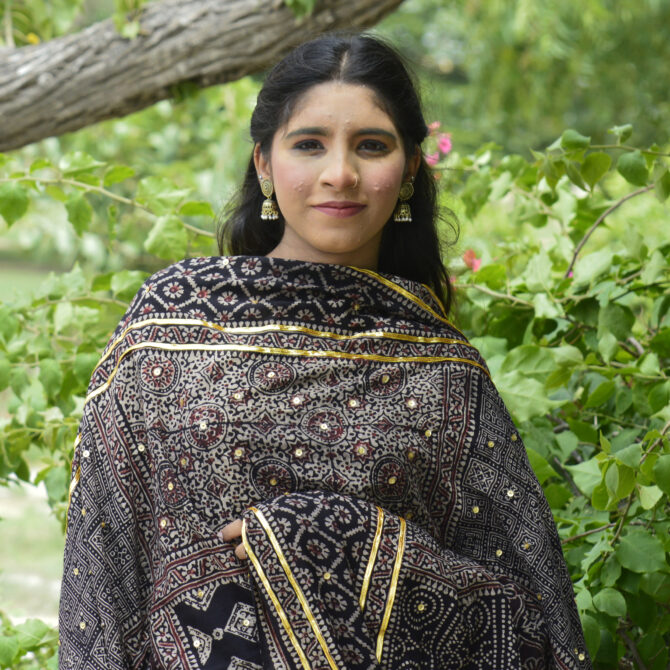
left=260, top=177, right=279, bottom=221
left=394, top=178, right=414, bottom=222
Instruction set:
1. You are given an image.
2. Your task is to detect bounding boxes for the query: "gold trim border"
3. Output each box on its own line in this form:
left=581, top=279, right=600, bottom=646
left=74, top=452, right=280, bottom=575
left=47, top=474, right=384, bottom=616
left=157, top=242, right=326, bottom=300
left=375, top=517, right=407, bottom=663
left=95, top=317, right=475, bottom=374
left=249, top=507, right=339, bottom=670
left=354, top=268, right=465, bottom=337
left=85, top=340, right=489, bottom=404
left=242, top=520, right=312, bottom=670
left=359, top=507, right=385, bottom=611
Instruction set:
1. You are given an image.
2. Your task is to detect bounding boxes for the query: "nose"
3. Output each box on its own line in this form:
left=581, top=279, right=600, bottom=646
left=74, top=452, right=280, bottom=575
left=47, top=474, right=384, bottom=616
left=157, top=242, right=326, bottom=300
left=319, top=149, right=359, bottom=191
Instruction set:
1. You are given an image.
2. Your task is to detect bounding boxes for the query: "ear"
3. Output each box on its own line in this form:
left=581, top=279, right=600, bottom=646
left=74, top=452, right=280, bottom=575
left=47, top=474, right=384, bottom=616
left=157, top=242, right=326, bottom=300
left=406, top=145, right=421, bottom=180
left=253, top=144, right=272, bottom=180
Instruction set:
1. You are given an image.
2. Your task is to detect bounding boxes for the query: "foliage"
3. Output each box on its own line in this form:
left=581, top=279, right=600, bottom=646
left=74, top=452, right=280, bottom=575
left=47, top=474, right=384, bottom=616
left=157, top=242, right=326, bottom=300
left=379, top=0, right=670, bottom=153
left=2, top=123, right=669, bottom=667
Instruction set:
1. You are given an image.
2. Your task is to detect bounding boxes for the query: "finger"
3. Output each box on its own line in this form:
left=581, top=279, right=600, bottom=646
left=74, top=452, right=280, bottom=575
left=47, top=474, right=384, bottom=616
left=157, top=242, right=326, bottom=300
left=235, top=542, right=248, bottom=560
left=220, top=519, right=243, bottom=541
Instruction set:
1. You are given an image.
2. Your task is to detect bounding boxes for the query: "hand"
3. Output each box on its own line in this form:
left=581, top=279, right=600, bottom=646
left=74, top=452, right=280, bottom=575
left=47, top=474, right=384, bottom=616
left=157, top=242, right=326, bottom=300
left=221, top=519, right=248, bottom=560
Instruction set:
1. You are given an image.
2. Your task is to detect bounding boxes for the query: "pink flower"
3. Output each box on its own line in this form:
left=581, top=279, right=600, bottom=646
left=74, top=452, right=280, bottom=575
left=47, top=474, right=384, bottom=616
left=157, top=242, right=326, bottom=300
left=425, top=152, right=439, bottom=166
left=568, top=271, right=574, bottom=278
left=438, top=133, right=452, bottom=154
left=463, top=249, right=482, bottom=272
left=428, top=121, right=441, bottom=133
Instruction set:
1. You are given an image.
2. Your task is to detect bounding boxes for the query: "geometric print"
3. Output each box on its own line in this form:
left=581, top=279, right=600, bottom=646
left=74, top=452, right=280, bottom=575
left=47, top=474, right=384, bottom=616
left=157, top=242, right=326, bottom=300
left=59, top=255, right=590, bottom=669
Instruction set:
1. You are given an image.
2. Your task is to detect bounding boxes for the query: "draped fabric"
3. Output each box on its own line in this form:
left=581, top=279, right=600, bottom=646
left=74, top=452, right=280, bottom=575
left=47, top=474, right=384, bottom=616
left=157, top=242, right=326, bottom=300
left=59, top=255, right=590, bottom=669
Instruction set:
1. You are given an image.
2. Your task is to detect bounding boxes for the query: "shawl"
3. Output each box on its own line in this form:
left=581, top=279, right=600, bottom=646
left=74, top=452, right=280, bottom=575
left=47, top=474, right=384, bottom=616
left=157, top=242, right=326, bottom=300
left=58, top=255, right=590, bottom=670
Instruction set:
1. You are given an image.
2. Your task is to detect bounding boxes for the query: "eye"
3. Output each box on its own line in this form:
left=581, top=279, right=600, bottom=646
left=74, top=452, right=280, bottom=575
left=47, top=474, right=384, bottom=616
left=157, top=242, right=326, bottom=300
left=358, top=139, right=389, bottom=154
left=292, top=139, right=324, bottom=152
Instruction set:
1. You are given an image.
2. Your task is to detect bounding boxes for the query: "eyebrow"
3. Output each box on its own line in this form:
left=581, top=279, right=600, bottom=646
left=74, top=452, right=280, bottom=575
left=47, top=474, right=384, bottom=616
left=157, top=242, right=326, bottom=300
left=284, top=126, right=398, bottom=140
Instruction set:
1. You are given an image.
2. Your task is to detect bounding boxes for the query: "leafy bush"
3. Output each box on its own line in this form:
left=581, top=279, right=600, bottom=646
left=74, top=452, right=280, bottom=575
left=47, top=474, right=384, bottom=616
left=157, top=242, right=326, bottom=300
left=0, top=124, right=668, bottom=667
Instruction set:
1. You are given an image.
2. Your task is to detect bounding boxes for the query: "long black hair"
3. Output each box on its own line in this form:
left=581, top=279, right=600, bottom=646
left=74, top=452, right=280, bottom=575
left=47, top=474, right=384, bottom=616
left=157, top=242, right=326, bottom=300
left=218, top=33, right=457, bottom=312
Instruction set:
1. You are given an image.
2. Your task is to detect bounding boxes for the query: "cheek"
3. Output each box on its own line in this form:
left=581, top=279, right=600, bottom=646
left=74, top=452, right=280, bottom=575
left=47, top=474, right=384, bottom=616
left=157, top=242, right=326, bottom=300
left=366, top=164, right=404, bottom=196
left=273, top=160, right=314, bottom=196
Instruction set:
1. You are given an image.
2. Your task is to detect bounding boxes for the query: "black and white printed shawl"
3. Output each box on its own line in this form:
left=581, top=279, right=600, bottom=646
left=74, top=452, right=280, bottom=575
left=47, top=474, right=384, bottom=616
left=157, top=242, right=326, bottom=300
left=59, top=255, right=590, bottom=670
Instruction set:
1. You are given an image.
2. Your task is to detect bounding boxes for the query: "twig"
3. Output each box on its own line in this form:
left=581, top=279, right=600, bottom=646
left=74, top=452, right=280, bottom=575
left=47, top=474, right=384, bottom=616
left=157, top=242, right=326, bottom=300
left=454, top=283, right=533, bottom=307
left=591, top=143, right=670, bottom=157
left=565, top=184, right=655, bottom=277
left=561, top=522, right=616, bottom=545
left=626, top=337, right=645, bottom=357
left=611, top=496, right=633, bottom=545
left=0, top=175, right=216, bottom=238
left=619, top=629, right=648, bottom=670
left=640, top=420, right=670, bottom=464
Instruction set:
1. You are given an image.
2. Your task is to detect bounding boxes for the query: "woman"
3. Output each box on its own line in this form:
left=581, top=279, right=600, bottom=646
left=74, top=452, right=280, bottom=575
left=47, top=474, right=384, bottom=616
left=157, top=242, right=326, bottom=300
left=59, top=34, right=589, bottom=669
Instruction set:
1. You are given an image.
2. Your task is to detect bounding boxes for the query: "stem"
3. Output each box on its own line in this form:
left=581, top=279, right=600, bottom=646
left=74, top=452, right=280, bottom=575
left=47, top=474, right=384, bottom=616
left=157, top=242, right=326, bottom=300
left=591, top=144, right=670, bottom=157
left=1, top=175, right=216, bottom=238
left=561, top=522, right=616, bottom=545
left=611, top=495, right=633, bottom=546
left=619, top=629, right=648, bottom=670
left=640, top=420, right=670, bottom=464
left=565, top=184, right=655, bottom=278
left=454, top=283, right=533, bottom=307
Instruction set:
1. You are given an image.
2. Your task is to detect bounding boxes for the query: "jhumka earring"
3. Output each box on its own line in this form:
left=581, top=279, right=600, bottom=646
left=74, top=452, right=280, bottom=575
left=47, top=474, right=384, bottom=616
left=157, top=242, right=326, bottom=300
left=394, top=177, right=414, bottom=223
left=259, top=177, right=279, bottom=221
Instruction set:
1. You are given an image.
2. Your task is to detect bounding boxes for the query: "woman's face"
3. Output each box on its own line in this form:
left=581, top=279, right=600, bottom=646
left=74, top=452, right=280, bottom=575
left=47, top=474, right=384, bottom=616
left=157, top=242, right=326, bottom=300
left=255, top=81, right=419, bottom=269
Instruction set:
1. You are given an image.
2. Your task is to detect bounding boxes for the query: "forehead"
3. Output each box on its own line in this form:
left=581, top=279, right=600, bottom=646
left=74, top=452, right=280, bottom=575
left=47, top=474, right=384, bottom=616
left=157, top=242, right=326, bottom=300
left=282, top=81, right=396, bottom=131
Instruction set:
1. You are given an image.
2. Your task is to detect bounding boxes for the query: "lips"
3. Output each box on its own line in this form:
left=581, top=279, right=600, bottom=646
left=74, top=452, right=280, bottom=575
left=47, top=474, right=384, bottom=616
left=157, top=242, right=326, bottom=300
left=312, top=201, right=366, bottom=218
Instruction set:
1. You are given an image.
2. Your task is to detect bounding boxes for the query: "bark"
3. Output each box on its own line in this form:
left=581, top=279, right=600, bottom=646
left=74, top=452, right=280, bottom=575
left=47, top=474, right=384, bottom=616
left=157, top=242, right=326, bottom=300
left=0, top=0, right=405, bottom=151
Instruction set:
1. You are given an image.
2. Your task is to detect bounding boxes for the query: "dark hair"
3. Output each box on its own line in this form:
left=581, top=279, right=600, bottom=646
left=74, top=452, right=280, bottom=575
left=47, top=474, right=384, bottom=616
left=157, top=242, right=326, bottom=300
left=218, top=33, right=456, bottom=312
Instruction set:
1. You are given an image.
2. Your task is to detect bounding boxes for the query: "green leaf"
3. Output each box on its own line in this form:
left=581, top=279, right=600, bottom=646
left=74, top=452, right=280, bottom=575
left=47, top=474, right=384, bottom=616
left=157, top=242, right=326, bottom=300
left=0, top=356, right=10, bottom=390
left=494, top=370, right=558, bottom=422
left=616, top=529, right=667, bottom=573
left=648, top=381, right=670, bottom=414
left=0, top=182, right=29, bottom=225
left=499, top=345, right=556, bottom=379
left=617, top=150, right=648, bottom=186
left=59, top=151, right=105, bottom=175
left=74, top=353, right=99, bottom=385
left=639, top=485, right=663, bottom=510
left=598, top=303, right=634, bottom=341
left=572, top=248, right=614, bottom=287
left=614, top=444, right=641, bottom=468
left=65, top=193, right=93, bottom=235
left=179, top=200, right=215, bottom=218
left=0, top=635, right=19, bottom=667
left=584, top=380, right=616, bottom=408
left=39, top=359, right=63, bottom=397
left=111, top=270, right=148, bottom=301
left=14, top=618, right=54, bottom=651
left=649, top=328, right=670, bottom=358
left=103, top=165, right=136, bottom=186
left=640, top=249, right=666, bottom=284
left=580, top=613, right=600, bottom=658
left=600, top=558, right=621, bottom=587
left=566, top=458, right=601, bottom=497
left=30, top=157, right=53, bottom=172
left=608, top=124, right=633, bottom=143
left=593, top=587, right=626, bottom=617
left=144, top=215, right=188, bottom=260
left=581, top=152, right=612, bottom=189
left=652, top=454, right=670, bottom=497
left=285, top=0, right=317, bottom=17
left=560, top=129, right=590, bottom=151
left=136, top=176, right=191, bottom=215
left=655, top=169, right=670, bottom=202
left=597, top=330, right=618, bottom=363
left=526, top=448, right=557, bottom=484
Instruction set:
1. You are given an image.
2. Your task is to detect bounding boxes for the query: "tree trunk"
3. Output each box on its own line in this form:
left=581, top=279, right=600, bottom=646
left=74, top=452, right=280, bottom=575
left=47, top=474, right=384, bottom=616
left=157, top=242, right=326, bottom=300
left=0, top=0, right=405, bottom=152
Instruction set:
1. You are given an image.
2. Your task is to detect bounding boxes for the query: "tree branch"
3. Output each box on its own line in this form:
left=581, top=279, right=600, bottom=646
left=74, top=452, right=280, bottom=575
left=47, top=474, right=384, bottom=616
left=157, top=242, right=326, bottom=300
left=564, top=184, right=655, bottom=278
left=0, top=0, right=405, bottom=151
